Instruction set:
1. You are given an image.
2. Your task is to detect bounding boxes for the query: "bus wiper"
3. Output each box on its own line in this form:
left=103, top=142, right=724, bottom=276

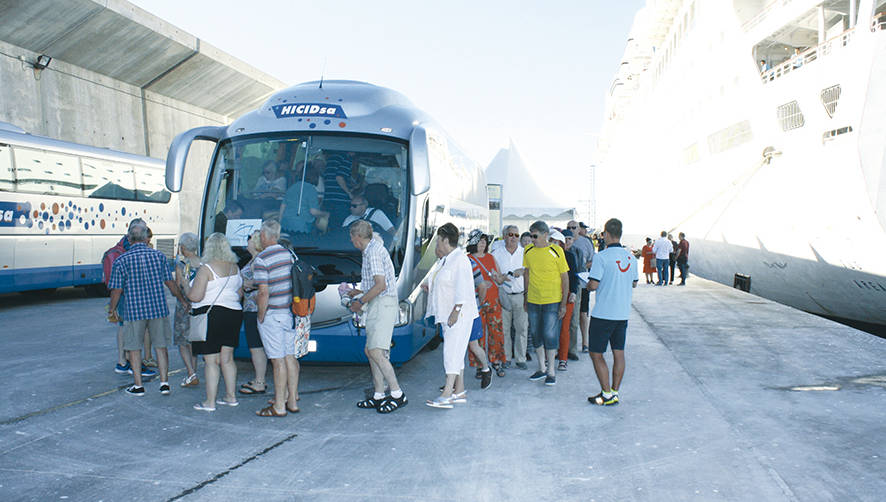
left=291, top=246, right=319, bottom=252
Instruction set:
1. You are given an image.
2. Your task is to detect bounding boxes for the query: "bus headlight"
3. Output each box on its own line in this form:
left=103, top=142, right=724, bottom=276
left=396, top=300, right=411, bottom=327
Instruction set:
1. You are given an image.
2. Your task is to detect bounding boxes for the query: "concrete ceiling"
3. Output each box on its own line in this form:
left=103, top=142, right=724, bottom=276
left=0, top=0, right=286, bottom=118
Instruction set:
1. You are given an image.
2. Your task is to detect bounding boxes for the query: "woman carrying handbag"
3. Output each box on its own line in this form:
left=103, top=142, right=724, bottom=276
left=188, top=233, right=243, bottom=412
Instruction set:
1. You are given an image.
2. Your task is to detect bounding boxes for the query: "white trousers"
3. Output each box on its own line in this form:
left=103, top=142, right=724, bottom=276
left=441, top=314, right=473, bottom=374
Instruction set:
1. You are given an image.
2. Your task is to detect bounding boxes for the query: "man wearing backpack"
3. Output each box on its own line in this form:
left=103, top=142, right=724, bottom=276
left=347, top=220, right=407, bottom=413
left=254, top=220, right=307, bottom=417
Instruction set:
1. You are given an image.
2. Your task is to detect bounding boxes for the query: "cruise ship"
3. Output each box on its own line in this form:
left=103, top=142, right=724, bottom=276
left=597, top=0, right=886, bottom=325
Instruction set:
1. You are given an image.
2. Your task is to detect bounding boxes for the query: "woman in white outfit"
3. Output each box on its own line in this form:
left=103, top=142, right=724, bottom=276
left=188, top=233, right=243, bottom=412
left=423, top=223, right=480, bottom=409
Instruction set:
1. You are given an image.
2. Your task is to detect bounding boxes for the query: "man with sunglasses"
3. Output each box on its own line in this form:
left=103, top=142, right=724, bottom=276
left=342, top=194, right=395, bottom=235
left=522, top=221, right=569, bottom=386
left=492, top=225, right=529, bottom=369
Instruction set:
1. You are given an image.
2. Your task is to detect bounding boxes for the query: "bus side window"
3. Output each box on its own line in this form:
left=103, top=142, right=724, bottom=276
left=0, top=144, right=13, bottom=192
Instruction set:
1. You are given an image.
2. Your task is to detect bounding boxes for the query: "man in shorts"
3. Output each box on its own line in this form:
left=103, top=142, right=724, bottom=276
left=347, top=220, right=407, bottom=413
left=108, top=221, right=188, bottom=396
left=586, top=218, right=638, bottom=406
left=254, top=219, right=308, bottom=417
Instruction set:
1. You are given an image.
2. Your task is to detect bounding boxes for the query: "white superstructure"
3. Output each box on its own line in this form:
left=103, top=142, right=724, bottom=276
left=597, top=0, right=886, bottom=324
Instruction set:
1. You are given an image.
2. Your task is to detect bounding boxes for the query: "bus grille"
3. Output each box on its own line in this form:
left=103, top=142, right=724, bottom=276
left=156, top=238, right=175, bottom=259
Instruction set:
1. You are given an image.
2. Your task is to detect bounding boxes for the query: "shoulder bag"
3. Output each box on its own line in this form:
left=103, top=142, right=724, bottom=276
left=188, top=269, right=231, bottom=342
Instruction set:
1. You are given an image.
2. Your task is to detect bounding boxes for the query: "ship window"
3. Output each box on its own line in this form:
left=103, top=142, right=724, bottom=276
left=822, top=126, right=853, bottom=142
left=0, top=144, right=13, bottom=192
left=707, top=120, right=753, bottom=155
left=777, top=101, right=805, bottom=131
left=820, top=85, right=841, bottom=118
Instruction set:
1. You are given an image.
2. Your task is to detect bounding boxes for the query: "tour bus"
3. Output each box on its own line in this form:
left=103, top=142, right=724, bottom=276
left=0, top=122, right=179, bottom=294
left=165, top=80, right=488, bottom=363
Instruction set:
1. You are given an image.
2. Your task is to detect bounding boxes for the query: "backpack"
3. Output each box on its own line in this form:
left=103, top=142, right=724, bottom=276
left=101, top=236, right=130, bottom=286
left=361, top=208, right=387, bottom=236
left=289, top=250, right=318, bottom=318
left=364, top=183, right=397, bottom=218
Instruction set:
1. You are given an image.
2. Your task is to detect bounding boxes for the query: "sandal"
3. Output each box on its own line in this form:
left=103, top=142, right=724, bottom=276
left=588, top=392, right=619, bottom=406
left=377, top=394, right=407, bottom=414
left=256, top=405, right=287, bottom=417
left=493, top=363, right=505, bottom=377
left=357, top=396, right=383, bottom=409
left=425, top=396, right=453, bottom=409
left=239, top=381, right=267, bottom=395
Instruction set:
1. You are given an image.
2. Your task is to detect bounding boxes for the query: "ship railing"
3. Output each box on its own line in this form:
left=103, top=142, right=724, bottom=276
left=760, top=28, right=854, bottom=84
left=742, top=0, right=788, bottom=32
left=873, top=11, right=886, bottom=32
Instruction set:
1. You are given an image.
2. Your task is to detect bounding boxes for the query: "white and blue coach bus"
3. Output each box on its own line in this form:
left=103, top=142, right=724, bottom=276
left=0, top=122, right=179, bottom=294
left=165, top=80, right=488, bottom=363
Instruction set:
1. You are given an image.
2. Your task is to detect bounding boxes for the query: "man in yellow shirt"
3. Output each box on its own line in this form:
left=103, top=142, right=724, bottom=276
left=522, top=221, right=569, bottom=386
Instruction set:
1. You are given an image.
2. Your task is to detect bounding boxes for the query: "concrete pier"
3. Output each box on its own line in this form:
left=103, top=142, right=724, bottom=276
left=0, top=277, right=884, bottom=501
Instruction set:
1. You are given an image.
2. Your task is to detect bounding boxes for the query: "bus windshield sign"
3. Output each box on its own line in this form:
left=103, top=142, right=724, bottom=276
left=272, top=103, right=347, bottom=119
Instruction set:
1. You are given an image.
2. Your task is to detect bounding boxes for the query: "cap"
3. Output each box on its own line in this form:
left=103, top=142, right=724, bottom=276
left=562, top=229, right=574, bottom=238
left=550, top=230, right=566, bottom=243
left=579, top=222, right=589, bottom=229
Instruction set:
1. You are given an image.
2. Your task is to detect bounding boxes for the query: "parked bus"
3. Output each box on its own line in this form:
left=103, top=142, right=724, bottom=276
left=165, top=80, right=487, bottom=363
left=0, top=122, right=179, bottom=294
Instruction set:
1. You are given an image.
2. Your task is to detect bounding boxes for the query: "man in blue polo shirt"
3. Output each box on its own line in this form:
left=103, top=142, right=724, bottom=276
left=585, top=218, right=637, bottom=406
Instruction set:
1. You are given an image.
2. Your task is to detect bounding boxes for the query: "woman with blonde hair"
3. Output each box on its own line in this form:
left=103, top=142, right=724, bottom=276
left=188, top=233, right=243, bottom=412
left=238, top=230, right=269, bottom=395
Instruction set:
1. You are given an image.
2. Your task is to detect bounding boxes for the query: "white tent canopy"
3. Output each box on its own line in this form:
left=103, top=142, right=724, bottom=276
left=485, top=140, right=574, bottom=219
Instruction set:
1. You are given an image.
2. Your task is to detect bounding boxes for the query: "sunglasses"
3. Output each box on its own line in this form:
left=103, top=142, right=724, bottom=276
left=350, top=203, right=363, bottom=207
left=531, top=234, right=540, bottom=239
left=567, top=226, right=577, bottom=229
left=506, top=233, right=519, bottom=237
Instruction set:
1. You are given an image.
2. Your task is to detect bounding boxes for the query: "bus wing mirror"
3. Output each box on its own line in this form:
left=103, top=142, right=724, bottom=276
left=409, top=126, right=430, bottom=196
left=165, top=126, right=226, bottom=192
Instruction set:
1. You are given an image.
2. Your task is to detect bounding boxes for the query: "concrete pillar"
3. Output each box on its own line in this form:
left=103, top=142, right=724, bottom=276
left=818, top=5, right=826, bottom=44
left=849, top=0, right=857, bottom=29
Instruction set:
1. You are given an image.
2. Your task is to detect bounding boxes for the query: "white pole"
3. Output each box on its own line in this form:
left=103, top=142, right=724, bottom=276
left=849, top=0, right=857, bottom=29
left=818, top=5, right=826, bottom=44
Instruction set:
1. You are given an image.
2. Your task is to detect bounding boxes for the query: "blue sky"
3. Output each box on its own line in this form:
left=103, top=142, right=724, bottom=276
left=130, top=0, right=644, bottom=207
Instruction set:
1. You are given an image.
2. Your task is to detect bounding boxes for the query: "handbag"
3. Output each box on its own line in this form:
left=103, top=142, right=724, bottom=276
left=188, top=271, right=230, bottom=342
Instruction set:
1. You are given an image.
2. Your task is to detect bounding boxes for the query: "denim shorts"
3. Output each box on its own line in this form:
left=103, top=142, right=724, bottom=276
left=588, top=317, right=627, bottom=353
left=527, top=302, right=560, bottom=351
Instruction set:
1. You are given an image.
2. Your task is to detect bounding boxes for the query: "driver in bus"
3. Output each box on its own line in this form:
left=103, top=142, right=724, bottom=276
left=341, top=194, right=395, bottom=235
left=280, top=161, right=329, bottom=234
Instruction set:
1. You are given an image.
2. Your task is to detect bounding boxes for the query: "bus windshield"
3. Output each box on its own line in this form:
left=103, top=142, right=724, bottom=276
left=204, top=133, right=409, bottom=280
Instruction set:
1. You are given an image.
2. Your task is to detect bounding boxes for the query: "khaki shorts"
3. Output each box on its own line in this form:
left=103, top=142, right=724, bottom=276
left=365, top=295, right=398, bottom=351
left=122, top=317, right=172, bottom=351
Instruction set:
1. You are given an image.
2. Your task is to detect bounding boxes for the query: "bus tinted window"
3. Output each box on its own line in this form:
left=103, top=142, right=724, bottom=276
left=0, top=144, right=13, bottom=192
left=207, top=134, right=409, bottom=274
left=82, top=157, right=137, bottom=201
left=135, top=166, right=171, bottom=203
left=14, top=147, right=82, bottom=196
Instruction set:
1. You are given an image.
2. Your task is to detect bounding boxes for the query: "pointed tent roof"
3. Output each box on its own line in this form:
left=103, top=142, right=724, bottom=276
left=485, top=140, right=573, bottom=218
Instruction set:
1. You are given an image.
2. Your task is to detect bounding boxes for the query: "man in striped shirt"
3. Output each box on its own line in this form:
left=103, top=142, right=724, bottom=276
left=254, top=219, right=306, bottom=417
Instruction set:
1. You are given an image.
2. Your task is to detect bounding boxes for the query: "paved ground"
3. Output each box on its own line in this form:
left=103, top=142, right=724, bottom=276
left=0, top=278, right=884, bottom=501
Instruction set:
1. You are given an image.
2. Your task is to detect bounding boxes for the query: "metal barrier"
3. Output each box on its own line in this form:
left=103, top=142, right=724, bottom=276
left=760, top=29, right=854, bottom=84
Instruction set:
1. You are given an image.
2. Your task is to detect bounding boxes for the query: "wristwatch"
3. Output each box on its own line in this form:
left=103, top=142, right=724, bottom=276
left=454, top=305, right=462, bottom=312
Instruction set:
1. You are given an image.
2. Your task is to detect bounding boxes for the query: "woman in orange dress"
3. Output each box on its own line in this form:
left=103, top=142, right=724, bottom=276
left=642, top=237, right=655, bottom=284
left=466, top=230, right=507, bottom=379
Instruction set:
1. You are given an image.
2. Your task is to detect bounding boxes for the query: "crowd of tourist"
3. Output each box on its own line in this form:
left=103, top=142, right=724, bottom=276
left=106, top=215, right=690, bottom=413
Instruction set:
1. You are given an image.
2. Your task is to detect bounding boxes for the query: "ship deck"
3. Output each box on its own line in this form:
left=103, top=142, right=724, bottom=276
left=0, top=277, right=884, bottom=501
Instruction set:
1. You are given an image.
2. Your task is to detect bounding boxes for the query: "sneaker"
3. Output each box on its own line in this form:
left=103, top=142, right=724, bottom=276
left=159, top=383, right=171, bottom=395
left=558, top=360, right=568, bottom=371
left=515, top=362, right=528, bottom=370
left=581, top=345, right=589, bottom=353
left=114, top=362, right=131, bottom=374
left=142, top=357, right=158, bottom=368
left=529, top=370, right=547, bottom=381
left=125, top=385, right=145, bottom=396
left=567, top=352, right=580, bottom=361
left=141, top=367, right=157, bottom=378
left=588, top=392, right=619, bottom=406
left=480, top=369, right=492, bottom=390
left=545, top=375, right=556, bottom=386
left=180, top=374, right=199, bottom=387
left=475, top=368, right=483, bottom=380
